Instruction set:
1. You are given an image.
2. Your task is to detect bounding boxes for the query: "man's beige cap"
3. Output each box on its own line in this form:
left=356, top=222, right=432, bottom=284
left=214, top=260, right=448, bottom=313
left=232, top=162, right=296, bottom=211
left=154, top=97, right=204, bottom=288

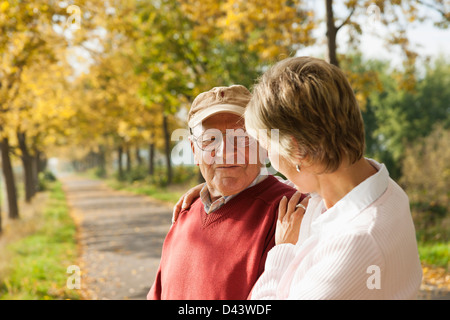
left=188, top=85, right=251, bottom=128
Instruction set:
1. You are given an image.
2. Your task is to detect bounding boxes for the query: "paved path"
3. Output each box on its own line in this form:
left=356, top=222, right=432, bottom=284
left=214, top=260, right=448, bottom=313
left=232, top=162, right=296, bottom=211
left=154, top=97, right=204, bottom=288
left=61, top=176, right=173, bottom=300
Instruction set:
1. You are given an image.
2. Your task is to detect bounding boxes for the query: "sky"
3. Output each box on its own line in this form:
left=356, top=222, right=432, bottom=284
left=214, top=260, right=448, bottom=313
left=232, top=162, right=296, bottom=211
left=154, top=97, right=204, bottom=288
left=296, top=0, right=450, bottom=69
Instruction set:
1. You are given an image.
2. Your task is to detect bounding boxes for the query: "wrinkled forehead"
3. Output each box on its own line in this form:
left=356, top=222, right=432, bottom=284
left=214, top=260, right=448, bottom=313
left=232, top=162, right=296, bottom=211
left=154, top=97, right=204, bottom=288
left=191, top=113, right=245, bottom=136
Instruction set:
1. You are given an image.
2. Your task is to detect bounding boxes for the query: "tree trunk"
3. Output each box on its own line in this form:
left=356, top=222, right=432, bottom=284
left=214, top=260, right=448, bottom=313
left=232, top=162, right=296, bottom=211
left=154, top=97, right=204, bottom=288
left=31, top=152, right=39, bottom=191
left=17, top=131, right=35, bottom=202
left=0, top=174, right=2, bottom=234
left=135, top=145, right=143, bottom=166
left=325, top=0, right=339, bottom=67
left=37, top=150, right=47, bottom=173
left=0, top=201, right=2, bottom=234
left=148, top=141, right=154, bottom=176
left=162, top=113, right=172, bottom=184
left=117, top=145, right=124, bottom=180
left=0, top=137, right=19, bottom=219
left=125, top=144, right=131, bottom=173
left=97, top=145, right=106, bottom=177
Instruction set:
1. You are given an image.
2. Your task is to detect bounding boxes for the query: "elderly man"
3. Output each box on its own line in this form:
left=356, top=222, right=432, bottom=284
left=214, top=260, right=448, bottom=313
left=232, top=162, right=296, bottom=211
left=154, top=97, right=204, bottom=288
left=147, top=85, right=297, bottom=300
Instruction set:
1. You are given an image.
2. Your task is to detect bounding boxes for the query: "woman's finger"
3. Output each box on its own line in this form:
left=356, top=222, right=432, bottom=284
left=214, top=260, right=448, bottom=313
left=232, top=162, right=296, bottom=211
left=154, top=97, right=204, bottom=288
left=172, top=183, right=204, bottom=224
left=278, top=196, right=288, bottom=221
left=182, top=186, right=200, bottom=209
left=172, top=195, right=185, bottom=224
left=298, top=194, right=311, bottom=208
left=275, top=193, right=306, bottom=246
left=286, top=191, right=303, bottom=219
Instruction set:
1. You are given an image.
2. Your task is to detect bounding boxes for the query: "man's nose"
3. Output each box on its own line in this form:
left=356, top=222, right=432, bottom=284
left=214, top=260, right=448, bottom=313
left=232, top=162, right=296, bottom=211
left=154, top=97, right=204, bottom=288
left=214, top=136, right=236, bottom=164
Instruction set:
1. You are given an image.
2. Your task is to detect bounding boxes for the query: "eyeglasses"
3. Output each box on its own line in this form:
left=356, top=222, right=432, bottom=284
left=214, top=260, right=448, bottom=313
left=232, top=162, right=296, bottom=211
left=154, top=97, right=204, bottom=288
left=191, top=129, right=256, bottom=152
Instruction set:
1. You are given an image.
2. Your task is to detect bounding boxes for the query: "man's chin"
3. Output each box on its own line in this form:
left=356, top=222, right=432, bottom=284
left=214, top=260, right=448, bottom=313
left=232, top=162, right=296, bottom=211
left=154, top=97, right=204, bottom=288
left=214, top=178, right=250, bottom=196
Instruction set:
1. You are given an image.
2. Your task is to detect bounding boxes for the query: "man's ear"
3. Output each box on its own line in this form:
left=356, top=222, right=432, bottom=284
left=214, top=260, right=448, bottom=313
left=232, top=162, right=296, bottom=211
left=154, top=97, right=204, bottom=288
left=190, top=139, right=199, bottom=166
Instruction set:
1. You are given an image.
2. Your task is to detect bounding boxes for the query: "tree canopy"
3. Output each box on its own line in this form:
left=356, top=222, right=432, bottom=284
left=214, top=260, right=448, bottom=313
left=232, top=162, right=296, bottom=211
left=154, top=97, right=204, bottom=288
left=0, top=0, right=448, bottom=234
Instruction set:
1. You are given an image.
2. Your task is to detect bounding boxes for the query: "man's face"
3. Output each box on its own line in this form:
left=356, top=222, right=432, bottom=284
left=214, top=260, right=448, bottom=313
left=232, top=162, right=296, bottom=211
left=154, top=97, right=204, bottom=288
left=190, top=113, right=263, bottom=199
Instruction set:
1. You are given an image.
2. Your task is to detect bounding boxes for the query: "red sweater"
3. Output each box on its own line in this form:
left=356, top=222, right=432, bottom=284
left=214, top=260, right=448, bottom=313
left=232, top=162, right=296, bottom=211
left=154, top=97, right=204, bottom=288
left=147, top=175, right=297, bottom=300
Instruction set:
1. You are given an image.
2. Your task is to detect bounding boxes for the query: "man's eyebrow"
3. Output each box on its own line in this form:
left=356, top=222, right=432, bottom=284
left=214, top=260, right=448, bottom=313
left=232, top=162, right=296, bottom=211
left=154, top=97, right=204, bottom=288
left=198, top=128, right=247, bottom=134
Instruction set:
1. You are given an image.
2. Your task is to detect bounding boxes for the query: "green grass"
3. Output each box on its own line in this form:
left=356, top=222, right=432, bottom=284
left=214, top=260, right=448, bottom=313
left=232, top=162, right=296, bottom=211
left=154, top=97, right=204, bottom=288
left=0, top=181, right=81, bottom=300
left=418, top=242, right=450, bottom=271
left=107, top=179, right=186, bottom=205
left=80, top=165, right=199, bottom=206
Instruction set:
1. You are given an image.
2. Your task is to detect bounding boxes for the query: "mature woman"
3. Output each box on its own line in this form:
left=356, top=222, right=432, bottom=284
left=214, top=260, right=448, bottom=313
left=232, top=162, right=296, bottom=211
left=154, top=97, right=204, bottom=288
left=174, top=57, right=422, bottom=299
left=243, top=56, right=423, bottom=299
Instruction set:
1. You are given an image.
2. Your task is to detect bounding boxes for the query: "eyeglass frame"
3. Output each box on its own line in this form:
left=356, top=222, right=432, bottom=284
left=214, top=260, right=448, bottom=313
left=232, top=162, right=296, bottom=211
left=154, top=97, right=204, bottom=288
left=189, top=128, right=256, bottom=152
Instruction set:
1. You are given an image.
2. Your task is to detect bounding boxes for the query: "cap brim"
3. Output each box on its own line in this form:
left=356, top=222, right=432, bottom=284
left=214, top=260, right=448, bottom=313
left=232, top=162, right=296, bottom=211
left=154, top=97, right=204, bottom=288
left=188, top=104, right=245, bottom=128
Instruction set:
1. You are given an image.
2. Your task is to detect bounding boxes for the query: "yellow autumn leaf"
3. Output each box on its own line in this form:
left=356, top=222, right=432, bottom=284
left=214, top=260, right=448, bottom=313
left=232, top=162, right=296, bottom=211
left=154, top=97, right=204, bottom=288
left=0, top=1, right=9, bottom=12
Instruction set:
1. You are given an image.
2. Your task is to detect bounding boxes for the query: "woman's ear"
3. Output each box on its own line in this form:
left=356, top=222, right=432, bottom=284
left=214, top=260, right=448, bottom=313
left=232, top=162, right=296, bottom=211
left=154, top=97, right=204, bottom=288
left=290, top=135, right=302, bottom=161
left=289, top=135, right=311, bottom=168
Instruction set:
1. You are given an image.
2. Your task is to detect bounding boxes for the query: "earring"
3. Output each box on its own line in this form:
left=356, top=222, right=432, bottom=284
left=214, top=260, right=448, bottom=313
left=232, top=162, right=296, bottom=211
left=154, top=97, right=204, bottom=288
left=296, top=164, right=301, bottom=173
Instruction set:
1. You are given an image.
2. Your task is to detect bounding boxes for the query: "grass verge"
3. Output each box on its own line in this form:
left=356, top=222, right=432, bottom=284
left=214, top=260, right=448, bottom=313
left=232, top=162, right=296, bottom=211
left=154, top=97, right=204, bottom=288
left=418, top=242, right=449, bottom=271
left=107, top=179, right=190, bottom=206
left=0, top=181, right=81, bottom=300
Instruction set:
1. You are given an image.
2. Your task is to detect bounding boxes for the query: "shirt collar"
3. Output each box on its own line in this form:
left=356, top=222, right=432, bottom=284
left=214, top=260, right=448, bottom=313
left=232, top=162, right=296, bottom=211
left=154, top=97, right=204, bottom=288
left=305, top=158, right=389, bottom=235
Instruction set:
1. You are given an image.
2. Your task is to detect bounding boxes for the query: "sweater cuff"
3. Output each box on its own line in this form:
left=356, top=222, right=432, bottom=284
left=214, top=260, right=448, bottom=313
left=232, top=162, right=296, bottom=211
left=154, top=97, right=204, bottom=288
left=265, top=244, right=296, bottom=272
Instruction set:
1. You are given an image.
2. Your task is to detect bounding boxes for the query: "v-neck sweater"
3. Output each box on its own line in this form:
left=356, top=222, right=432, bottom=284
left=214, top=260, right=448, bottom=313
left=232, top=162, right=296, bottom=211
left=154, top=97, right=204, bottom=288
left=147, top=175, right=297, bottom=300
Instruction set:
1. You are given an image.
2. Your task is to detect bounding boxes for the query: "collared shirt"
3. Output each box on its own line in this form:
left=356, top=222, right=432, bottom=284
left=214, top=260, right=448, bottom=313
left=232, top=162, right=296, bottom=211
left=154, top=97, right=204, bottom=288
left=298, top=158, right=390, bottom=243
left=200, top=170, right=268, bottom=214
left=250, top=158, right=423, bottom=299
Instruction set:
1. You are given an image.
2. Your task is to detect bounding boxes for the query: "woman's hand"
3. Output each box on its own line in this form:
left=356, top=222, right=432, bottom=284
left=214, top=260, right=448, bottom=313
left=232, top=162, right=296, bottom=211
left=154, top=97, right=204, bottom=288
left=172, top=183, right=205, bottom=224
left=275, top=192, right=310, bottom=246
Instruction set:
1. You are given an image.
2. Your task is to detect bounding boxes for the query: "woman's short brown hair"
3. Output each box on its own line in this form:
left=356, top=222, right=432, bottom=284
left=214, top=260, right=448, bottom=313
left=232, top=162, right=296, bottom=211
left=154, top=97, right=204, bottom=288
left=245, top=56, right=365, bottom=173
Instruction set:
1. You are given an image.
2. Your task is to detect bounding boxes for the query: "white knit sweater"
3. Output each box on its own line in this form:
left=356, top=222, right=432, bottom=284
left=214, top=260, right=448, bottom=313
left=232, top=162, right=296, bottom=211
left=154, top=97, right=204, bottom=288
left=251, top=159, right=423, bottom=300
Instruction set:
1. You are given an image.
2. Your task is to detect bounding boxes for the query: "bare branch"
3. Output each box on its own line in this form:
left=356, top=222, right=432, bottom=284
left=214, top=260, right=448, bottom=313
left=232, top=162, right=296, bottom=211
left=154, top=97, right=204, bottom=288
left=336, top=7, right=356, bottom=32
left=416, top=0, right=449, bottom=21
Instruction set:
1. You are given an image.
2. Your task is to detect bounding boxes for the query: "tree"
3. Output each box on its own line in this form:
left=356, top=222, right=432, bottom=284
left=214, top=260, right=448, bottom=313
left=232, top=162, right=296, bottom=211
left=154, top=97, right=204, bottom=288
left=178, top=0, right=315, bottom=65
left=0, top=0, right=74, bottom=218
left=401, top=125, right=450, bottom=242
left=0, top=138, right=18, bottom=219
left=62, top=0, right=316, bottom=184
left=370, top=57, right=450, bottom=163
left=12, top=53, right=76, bottom=200
left=129, top=0, right=317, bottom=183
left=68, top=21, right=160, bottom=180
left=324, top=0, right=449, bottom=68
left=0, top=175, right=2, bottom=233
